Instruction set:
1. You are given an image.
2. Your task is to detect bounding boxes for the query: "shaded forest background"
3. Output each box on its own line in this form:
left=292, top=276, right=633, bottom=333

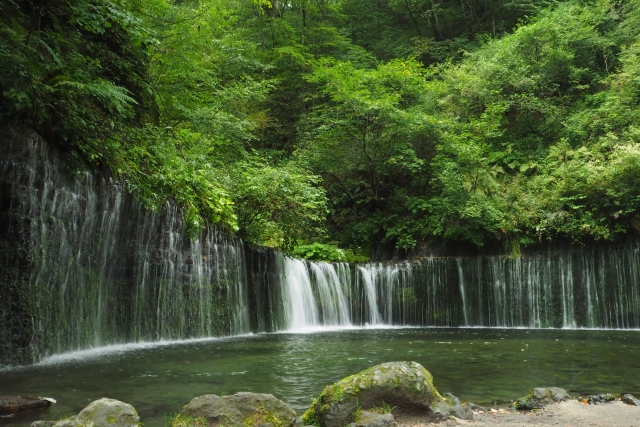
left=3, top=0, right=640, bottom=260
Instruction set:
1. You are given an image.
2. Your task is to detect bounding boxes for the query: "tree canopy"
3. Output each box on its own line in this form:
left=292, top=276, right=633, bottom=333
left=3, top=0, right=640, bottom=259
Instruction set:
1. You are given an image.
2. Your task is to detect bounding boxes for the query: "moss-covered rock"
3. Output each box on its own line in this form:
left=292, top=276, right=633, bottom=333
left=176, top=392, right=296, bottom=427
left=301, top=361, right=470, bottom=427
left=513, top=388, right=573, bottom=410
left=34, top=398, right=139, bottom=427
left=585, top=394, right=616, bottom=404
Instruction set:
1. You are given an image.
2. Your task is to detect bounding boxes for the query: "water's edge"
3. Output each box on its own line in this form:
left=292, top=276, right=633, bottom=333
left=1, top=127, right=639, bottom=366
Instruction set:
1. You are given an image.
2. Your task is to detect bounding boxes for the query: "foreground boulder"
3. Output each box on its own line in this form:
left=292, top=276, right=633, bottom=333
left=175, top=392, right=296, bottom=427
left=621, top=394, right=640, bottom=406
left=0, top=396, right=53, bottom=416
left=513, top=388, right=573, bottom=410
left=31, top=398, right=139, bottom=427
left=301, top=361, right=471, bottom=427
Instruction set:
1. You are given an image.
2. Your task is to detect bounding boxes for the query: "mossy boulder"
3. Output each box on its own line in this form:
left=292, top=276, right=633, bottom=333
left=301, top=361, right=471, bottom=427
left=176, top=392, right=296, bottom=427
left=34, top=398, right=139, bottom=427
left=513, top=388, right=573, bottom=410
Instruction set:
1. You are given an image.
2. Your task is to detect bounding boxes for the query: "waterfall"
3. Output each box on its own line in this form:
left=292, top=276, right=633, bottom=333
left=3, top=128, right=640, bottom=367
left=281, top=258, right=320, bottom=330
left=1, top=129, right=251, bottom=364
left=456, top=259, right=469, bottom=326
left=356, top=266, right=382, bottom=325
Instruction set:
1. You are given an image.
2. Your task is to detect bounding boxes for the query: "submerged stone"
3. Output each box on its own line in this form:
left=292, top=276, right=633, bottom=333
left=301, top=361, right=471, bottom=427
left=513, top=387, right=573, bottom=410
left=0, top=396, right=52, bottom=416
left=621, top=394, right=640, bottom=406
left=31, top=398, right=139, bottom=427
left=177, top=392, right=296, bottom=427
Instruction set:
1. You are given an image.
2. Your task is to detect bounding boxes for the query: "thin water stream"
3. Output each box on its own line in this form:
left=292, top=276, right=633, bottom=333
left=2, top=328, right=639, bottom=427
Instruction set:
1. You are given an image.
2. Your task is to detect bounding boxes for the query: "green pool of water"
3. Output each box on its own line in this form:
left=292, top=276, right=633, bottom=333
left=2, top=328, right=639, bottom=426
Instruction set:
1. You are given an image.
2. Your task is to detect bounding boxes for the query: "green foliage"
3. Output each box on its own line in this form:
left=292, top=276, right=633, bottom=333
left=0, top=0, right=153, bottom=154
left=369, top=401, right=396, bottom=414
left=170, top=414, right=207, bottom=427
left=289, top=0, right=640, bottom=251
left=291, top=243, right=369, bottom=263
left=230, top=158, right=327, bottom=250
left=301, top=400, right=321, bottom=427
left=353, top=399, right=362, bottom=421
left=6, top=0, right=640, bottom=252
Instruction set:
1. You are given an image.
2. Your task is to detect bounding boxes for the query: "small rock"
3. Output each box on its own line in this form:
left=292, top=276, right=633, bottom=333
left=439, top=393, right=473, bottom=421
left=513, top=388, right=572, bottom=410
left=31, top=422, right=56, bottom=427
left=466, top=403, right=487, bottom=413
left=345, top=411, right=396, bottom=427
left=585, top=394, right=616, bottom=405
left=621, top=394, right=640, bottom=406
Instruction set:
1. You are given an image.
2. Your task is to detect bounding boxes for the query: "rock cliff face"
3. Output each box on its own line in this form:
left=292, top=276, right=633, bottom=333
left=0, top=127, right=251, bottom=366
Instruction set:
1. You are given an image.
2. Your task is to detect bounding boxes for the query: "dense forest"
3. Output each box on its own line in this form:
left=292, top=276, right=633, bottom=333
left=2, top=0, right=640, bottom=260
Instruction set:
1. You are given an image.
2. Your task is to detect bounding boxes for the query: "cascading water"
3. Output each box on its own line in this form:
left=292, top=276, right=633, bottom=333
left=2, top=127, right=640, bottom=367
left=281, top=258, right=320, bottom=330
left=0, top=129, right=251, bottom=364
left=275, top=248, right=640, bottom=331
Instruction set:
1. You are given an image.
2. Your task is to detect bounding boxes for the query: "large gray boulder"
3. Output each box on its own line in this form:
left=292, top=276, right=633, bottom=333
left=32, top=398, right=139, bottom=427
left=301, top=361, right=471, bottom=427
left=175, top=392, right=296, bottom=427
left=513, top=387, right=573, bottom=410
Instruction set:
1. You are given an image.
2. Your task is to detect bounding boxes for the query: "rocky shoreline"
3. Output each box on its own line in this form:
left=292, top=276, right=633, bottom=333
left=3, top=361, right=639, bottom=427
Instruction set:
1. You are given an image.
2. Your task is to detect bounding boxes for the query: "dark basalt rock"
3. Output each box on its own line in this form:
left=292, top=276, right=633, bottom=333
left=513, top=387, right=573, bottom=410
left=177, top=392, right=296, bottom=427
left=621, top=394, right=640, bottom=406
left=0, top=396, right=52, bottom=416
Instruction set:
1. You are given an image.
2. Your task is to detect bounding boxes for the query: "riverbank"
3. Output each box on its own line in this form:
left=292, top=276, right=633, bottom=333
left=404, top=400, right=640, bottom=426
